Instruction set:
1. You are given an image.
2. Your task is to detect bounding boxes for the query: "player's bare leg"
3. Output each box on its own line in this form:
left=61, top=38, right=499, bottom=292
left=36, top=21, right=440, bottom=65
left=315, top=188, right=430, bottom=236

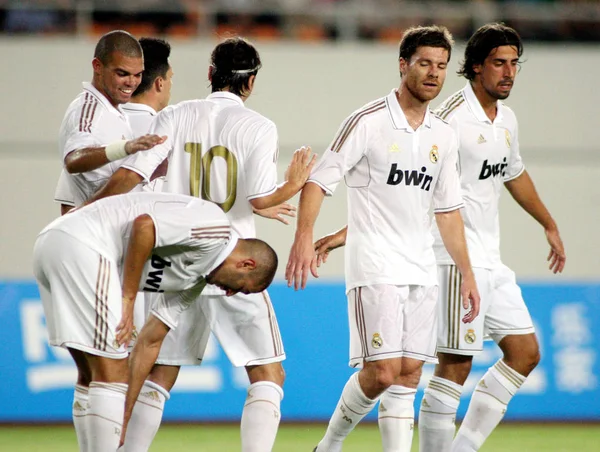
left=68, top=348, right=92, bottom=451
left=85, top=354, right=129, bottom=452
left=122, top=364, right=179, bottom=452
left=316, top=357, right=406, bottom=452
left=419, top=353, right=472, bottom=452
left=379, top=360, right=423, bottom=452
left=451, top=333, right=539, bottom=452
left=241, top=362, right=285, bottom=452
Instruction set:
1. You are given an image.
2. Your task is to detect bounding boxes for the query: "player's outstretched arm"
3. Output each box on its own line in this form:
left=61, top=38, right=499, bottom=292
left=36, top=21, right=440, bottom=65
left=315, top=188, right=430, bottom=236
left=116, top=214, right=156, bottom=346
left=87, top=167, right=145, bottom=205
left=435, top=209, right=481, bottom=323
left=504, top=170, right=566, bottom=274
left=64, top=134, right=167, bottom=174
left=250, top=146, right=317, bottom=211
left=285, top=182, right=326, bottom=290
left=253, top=203, right=297, bottom=225
left=119, top=315, right=170, bottom=448
left=314, top=226, right=347, bottom=267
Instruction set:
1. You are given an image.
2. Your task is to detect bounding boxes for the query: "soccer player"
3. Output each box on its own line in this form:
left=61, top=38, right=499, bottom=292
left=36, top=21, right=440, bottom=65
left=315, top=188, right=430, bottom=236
left=50, top=30, right=166, bottom=450
left=417, top=24, right=566, bottom=452
left=286, top=26, right=480, bottom=452
left=33, top=192, right=278, bottom=452
left=86, top=37, right=314, bottom=452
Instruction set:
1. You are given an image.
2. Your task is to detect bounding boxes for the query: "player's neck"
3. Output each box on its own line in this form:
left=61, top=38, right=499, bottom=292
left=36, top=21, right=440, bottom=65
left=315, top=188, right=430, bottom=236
left=471, top=81, right=498, bottom=122
left=396, top=87, right=429, bottom=130
left=130, top=93, right=161, bottom=113
left=91, top=79, right=120, bottom=109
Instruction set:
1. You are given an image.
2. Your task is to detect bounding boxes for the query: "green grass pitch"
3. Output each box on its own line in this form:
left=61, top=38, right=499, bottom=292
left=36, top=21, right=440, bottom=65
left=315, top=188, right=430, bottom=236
left=0, top=423, right=598, bottom=451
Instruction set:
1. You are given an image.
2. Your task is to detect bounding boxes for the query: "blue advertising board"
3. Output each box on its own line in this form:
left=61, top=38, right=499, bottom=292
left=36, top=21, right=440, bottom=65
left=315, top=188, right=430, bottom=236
left=1, top=281, right=599, bottom=422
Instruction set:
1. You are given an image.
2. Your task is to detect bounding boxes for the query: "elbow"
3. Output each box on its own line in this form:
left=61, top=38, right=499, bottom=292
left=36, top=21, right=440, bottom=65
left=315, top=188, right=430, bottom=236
left=64, top=157, right=79, bottom=174
left=250, top=197, right=270, bottom=211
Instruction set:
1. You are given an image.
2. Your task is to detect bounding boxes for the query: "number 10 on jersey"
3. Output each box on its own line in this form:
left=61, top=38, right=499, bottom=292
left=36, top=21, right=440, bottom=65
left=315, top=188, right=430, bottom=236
left=185, top=142, right=238, bottom=213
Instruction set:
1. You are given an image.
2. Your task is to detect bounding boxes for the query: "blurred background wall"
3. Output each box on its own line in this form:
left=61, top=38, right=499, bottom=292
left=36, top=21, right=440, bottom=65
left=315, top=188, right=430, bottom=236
left=0, top=0, right=598, bottom=423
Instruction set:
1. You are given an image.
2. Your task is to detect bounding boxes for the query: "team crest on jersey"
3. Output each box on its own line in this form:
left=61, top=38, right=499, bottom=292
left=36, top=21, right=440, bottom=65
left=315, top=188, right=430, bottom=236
left=371, top=333, right=383, bottom=349
left=465, top=329, right=476, bottom=344
left=429, top=145, right=439, bottom=163
left=505, top=130, right=511, bottom=148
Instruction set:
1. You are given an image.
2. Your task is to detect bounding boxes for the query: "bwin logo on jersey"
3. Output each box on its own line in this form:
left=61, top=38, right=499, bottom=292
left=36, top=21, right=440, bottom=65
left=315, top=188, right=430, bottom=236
left=479, top=158, right=508, bottom=180
left=386, top=164, right=433, bottom=191
left=144, top=254, right=172, bottom=292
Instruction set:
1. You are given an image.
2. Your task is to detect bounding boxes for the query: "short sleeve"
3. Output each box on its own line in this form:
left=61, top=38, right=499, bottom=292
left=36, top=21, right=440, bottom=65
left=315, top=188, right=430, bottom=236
left=503, top=121, right=525, bottom=182
left=433, top=133, right=464, bottom=213
left=53, top=170, right=75, bottom=206
left=246, top=122, right=279, bottom=200
left=149, top=200, right=230, bottom=251
left=307, top=116, right=368, bottom=195
left=62, top=108, right=104, bottom=160
left=121, top=107, right=175, bottom=181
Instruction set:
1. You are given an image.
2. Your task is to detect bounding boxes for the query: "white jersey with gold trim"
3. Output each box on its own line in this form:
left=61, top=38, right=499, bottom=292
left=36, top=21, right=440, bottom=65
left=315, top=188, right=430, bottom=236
left=432, top=82, right=525, bottom=268
left=120, top=91, right=279, bottom=240
left=39, top=192, right=236, bottom=298
left=54, top=82, right=145, bottom=207
left=309, top=89, right=463, bottom=291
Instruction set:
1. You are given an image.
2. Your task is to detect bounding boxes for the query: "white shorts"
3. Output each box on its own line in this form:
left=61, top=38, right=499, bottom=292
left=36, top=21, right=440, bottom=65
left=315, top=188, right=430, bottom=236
left=347, top=284, right=439, bottom=368
left=437, top=264, right=535, bottom=356
left=33, top=230, right=128, bottom=359
left=151, top=290, right=285, bottom=367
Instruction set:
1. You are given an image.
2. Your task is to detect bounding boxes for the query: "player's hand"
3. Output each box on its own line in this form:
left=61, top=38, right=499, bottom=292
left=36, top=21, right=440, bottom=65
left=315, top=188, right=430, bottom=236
left=286, top=234, right=319, bottom=290
left=115, top=297, right=136, bottom=347
left=545, top=227, right=566, bottom=274
left=253, top=203, right=297, bottom=225
left=285, top=146, right=317, bottom=191
left=314, top=226, right=347, bottom=267
left=460, top=273, right=480, bottom=323
left=125, top=134, right=167, bottom=155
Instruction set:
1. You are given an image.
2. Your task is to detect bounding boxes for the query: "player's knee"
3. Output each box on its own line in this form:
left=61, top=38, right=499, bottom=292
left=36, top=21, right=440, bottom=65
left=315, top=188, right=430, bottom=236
left=246, top=362, right=285, bottom=387
left=436, top=353, right=473, bottom=385
left=369, top=361, right=399, bottom=392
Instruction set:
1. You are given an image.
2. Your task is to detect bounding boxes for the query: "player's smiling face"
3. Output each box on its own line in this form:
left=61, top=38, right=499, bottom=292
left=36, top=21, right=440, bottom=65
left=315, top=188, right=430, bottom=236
left=475, top=45, right=519, bottom=100
left=93, top=51, right=143, bottom=107
left=401, top=46, right=448, bottom=103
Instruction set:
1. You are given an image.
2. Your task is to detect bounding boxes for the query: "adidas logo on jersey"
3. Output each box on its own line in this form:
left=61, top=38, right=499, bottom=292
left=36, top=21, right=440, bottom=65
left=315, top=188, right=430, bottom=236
left=386, top=164, right=433, bottom=191
left=388, top=143, right=401, bottom=153
left=479, top=158, right=508, bottom=180
left=477, top=134, right=487, bottom=144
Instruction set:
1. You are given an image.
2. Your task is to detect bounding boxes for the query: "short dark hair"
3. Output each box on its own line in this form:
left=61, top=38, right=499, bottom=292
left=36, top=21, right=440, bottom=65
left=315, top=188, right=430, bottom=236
left=245, top=238, right=278, bottom=292
left=210, top=37, right=262, bottom=97
left=133, top=38, right=171, bottom=96
left=399, top=25, right=454, bottom=63
left=94, top=30, right=143, bottom=65
left=458, top=23, right=523, bottom=81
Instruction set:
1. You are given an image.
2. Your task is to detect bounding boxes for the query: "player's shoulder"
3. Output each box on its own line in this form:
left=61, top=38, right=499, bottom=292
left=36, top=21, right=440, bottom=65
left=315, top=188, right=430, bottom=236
left=433, top=89, right=467, bottom=122
left=348, top=96, right=388, bottom=121
left=499, top=101, right=518, bottom=124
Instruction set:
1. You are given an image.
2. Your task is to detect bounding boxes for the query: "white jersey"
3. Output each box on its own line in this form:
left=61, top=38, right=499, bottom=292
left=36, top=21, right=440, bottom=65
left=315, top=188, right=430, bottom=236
left=54, top=82, right=144, bottom=207
left=309, top=89, right=463, bottom=291
left=39, top=192, right=236, bottom=298
left=122, top=102, right=157, bottom=137
left=432, top=83, right=525, bottom=269
left=121, top=91, right=279, bottom=239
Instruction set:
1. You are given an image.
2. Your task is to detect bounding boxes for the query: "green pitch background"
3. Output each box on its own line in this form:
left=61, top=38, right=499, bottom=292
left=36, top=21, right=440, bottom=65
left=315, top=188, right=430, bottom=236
left=0, top=424, right=598, bottom=451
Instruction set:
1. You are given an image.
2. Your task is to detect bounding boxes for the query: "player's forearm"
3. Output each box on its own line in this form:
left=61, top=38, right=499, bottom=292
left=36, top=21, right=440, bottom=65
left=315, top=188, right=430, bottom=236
left=64, top=147, right=111, bottom=174
left=88, top=168, right=143, bottom=204
left=295, top=182, right=326, bottom=239
left=122, top=215, right=156, bottom=302
left=123, top=318, right=168, bottom=431
left=249, top=180, right=303, bottom=211
left=505, top=171, right=557, bottom=232
left=435, top=209, right=474, bottom=278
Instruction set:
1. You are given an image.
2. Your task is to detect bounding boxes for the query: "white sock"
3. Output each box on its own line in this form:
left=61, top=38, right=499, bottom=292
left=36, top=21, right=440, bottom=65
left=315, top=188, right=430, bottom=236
left=240, top=381, right=284, bottom=452
left=73, top=384, right=90, bottom=452
left=452, top=360, right=525, bottom=452
left=316, top=372, right=378, bottom=452
left=88, top=382, right=127, bottom=452
left=418, top=376, right=462, bottom=452
left=378, top=385, right=416, bottom=452
left=124, top=380, right=170, bottom=452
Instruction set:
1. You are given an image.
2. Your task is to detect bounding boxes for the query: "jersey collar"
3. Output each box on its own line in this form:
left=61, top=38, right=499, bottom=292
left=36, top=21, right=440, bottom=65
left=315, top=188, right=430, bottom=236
left=463, top=82, right=504, bottom=124
left=205, top=231, right=240, bottom=276
left=82, top=82, right=126, bottom=117
left=122, top=102, right=157, bottom=116
left=207, top=91, right=244, bottom=106
left=386, top=89, right=432, bottom=131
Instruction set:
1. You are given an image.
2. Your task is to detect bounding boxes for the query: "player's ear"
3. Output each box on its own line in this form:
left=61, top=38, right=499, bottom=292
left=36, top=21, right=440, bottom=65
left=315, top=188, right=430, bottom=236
left=155, top=76, right=164, bottom=92
left=248, top=75, right=255, bottom=93
left=92, top=57, right=103, bottom=76
left=208, top=66, right=214, bottom=82
left=238, top=258, right=257, bottom=270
